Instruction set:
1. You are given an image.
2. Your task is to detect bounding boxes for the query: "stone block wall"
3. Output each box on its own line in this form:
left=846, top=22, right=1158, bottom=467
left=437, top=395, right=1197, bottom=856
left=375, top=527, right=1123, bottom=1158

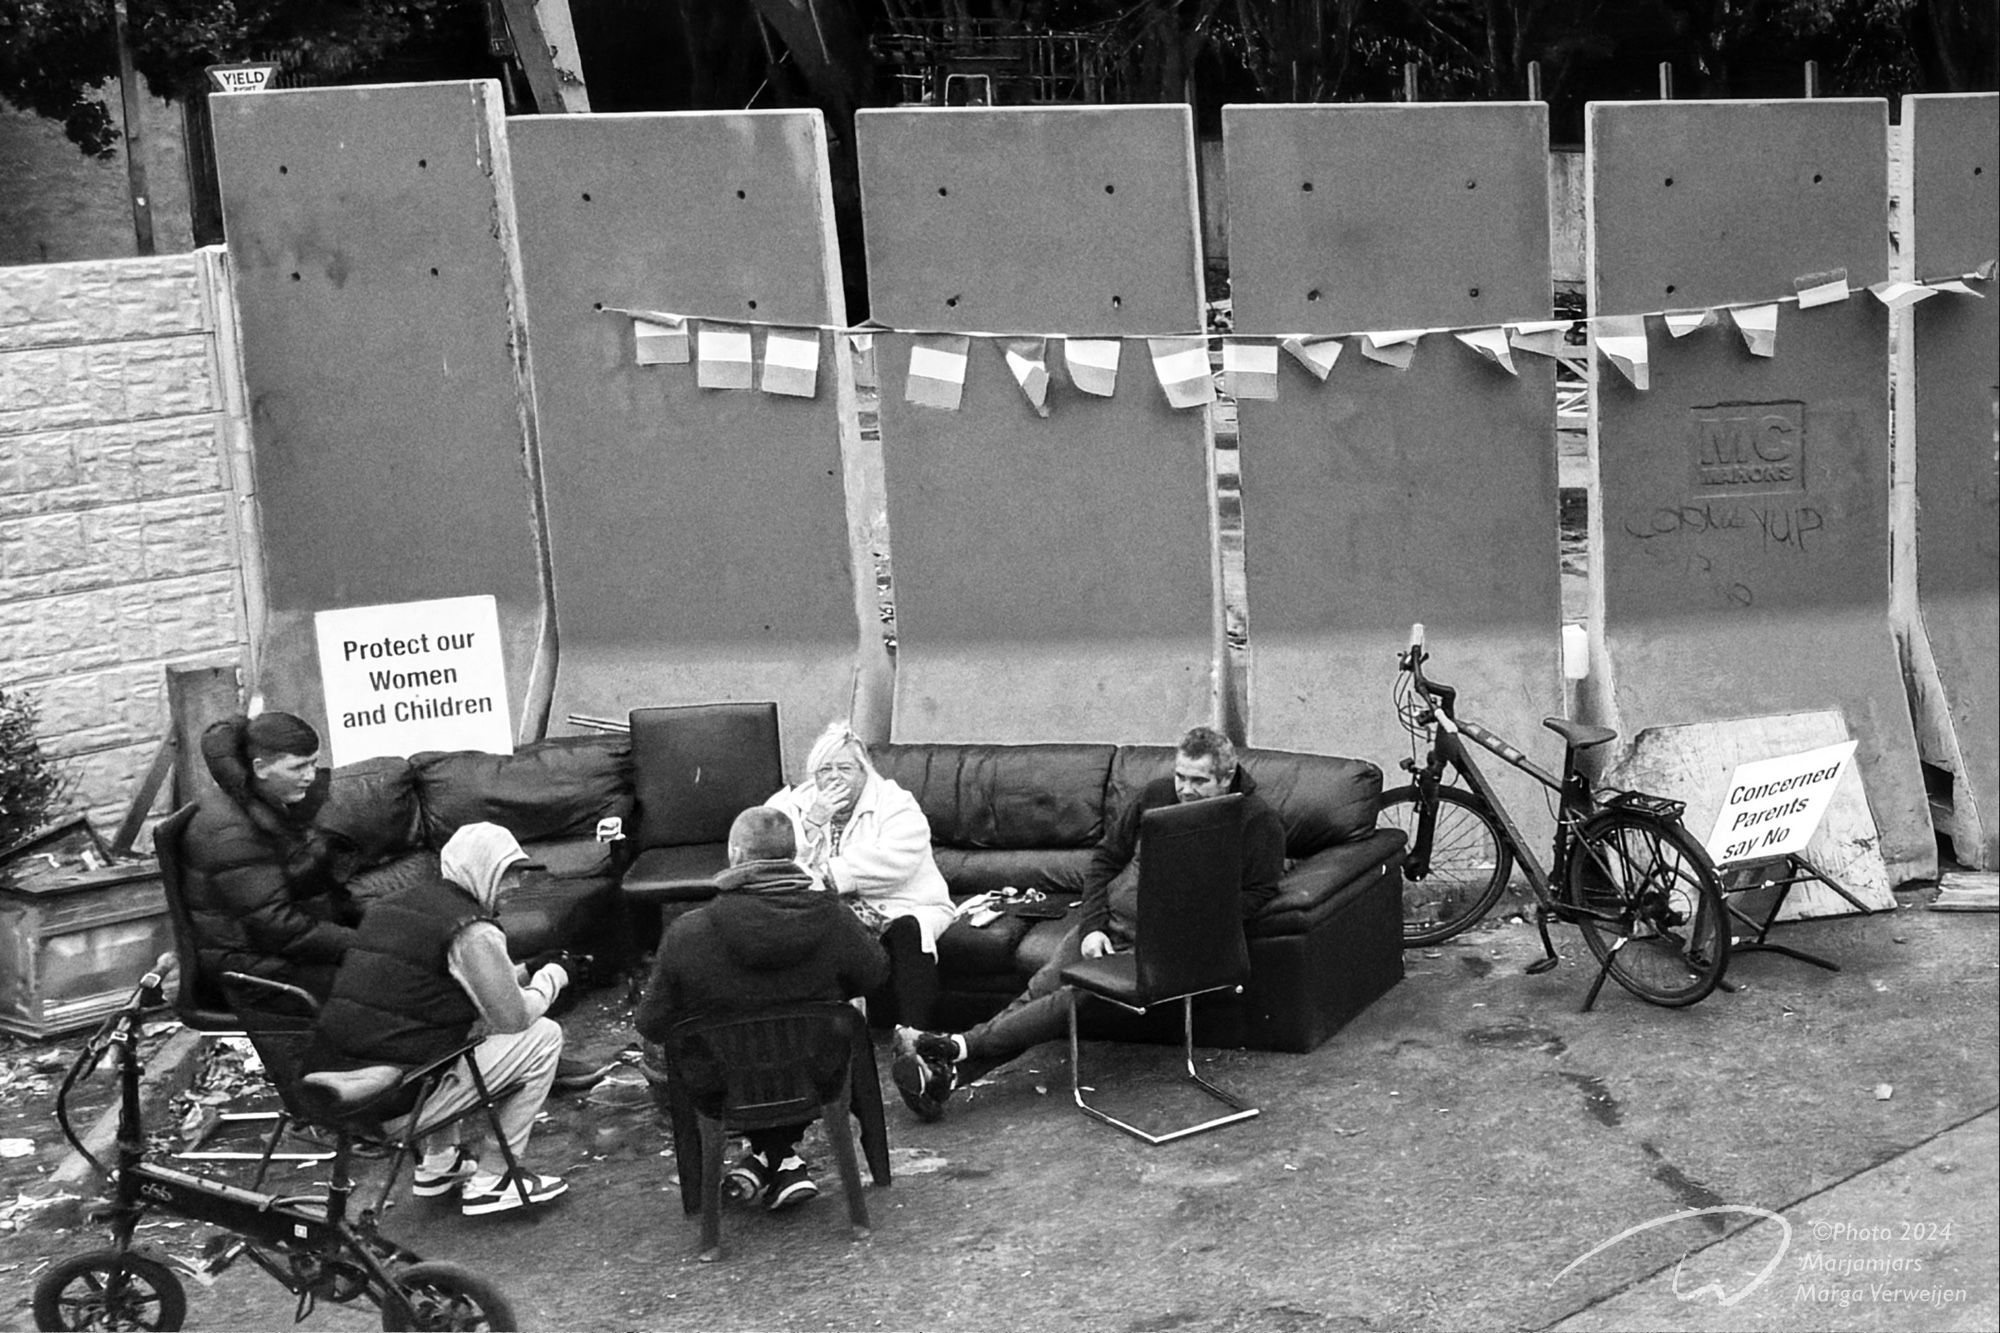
left=0, top=253, right=249, bottom=837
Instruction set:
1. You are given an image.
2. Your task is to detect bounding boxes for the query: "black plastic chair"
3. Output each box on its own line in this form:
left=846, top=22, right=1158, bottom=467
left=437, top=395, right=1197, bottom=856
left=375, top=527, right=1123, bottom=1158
left=219, top=974, right=532, bottom=1211
left=657, top=1002, right=887, bottom=1262
left=1059, top=794, right=1262, bottom=1145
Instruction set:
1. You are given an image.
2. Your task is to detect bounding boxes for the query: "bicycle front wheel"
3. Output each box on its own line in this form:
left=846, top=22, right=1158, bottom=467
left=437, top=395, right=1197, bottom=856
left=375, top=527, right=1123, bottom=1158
left=1380, top=785, right=1513, bottom=946
left=1563, top=809, right=1728, bottom=1007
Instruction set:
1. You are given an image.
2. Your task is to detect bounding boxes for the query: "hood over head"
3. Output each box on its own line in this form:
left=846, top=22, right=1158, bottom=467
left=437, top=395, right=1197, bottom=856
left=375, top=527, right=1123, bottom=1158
left=439, top=822, right=527, bottom=911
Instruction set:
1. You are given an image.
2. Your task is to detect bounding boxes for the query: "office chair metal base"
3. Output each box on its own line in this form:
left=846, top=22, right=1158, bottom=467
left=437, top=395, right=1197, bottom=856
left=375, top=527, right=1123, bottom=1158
left=1067, top=992, right=1259, bottom=1146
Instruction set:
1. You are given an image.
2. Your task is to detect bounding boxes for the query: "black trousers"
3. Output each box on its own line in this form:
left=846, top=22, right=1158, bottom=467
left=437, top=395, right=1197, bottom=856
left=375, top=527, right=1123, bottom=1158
left=866, top=914, right=940, bottom=1030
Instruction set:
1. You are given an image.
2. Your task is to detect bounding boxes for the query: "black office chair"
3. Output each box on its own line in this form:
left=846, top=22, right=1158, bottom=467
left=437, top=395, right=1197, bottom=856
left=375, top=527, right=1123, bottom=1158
left=619, top=703, right=785, bottom=938
left=1060, top=793, right=1261, bottom=1145
left=656, top=1002, right=887, bottom=1262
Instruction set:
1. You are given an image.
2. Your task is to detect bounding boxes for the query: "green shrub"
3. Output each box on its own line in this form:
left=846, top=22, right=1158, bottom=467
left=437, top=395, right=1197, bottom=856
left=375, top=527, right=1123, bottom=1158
left=1, top=687, right=72, bottom=854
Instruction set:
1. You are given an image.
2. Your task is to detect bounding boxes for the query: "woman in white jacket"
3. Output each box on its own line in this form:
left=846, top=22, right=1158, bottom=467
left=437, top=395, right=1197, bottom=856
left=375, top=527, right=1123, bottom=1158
left=766, top=720, right=955, bottom=1028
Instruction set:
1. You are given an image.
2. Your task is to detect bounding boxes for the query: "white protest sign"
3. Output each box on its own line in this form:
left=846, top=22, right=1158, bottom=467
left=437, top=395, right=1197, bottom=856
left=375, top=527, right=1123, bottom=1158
left=313, top=595, right=512, bottom=766
left=1705, top=739, right=1858, bottom=867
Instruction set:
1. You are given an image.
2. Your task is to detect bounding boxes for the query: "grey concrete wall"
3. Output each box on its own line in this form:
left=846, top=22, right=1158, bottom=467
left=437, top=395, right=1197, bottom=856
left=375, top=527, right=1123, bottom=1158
left=1224, top=102, right=1562, bottom=828
left=0, top=251, right=251, bottom=834
left=1898, top=93, right=1998, bottom=868
left=507, top=110, right=885, bottom=769
left=857, top=105, right=1222, bottom=745
left=1585, top=99, right=1933, bottom=884
left=208, top=80, right=550, bottom=745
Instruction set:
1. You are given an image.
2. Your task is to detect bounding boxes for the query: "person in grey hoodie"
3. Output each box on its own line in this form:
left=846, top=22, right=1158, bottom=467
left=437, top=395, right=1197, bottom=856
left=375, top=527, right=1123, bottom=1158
left=636, top=807, right=886, bottom=1211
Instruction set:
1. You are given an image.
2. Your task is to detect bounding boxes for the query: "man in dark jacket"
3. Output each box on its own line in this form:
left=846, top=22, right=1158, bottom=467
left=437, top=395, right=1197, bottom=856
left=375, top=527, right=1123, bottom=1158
left=891, top=725, right=1284, bottom=1121
left=636, top=807, right=886, bottom=1211
left=182, top=713, right=358, bottom=999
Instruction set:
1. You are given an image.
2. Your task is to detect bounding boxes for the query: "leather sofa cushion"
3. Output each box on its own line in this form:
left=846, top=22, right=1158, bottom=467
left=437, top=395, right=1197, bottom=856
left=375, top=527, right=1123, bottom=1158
left=873, top=743, right=1114, bottom=849
left=1239, top=747, right=1383, bottom=856
left=1105, top=746, right=1178, bottom=832
left=621, top=843, right=730, bottom=902
left=936, top=913, right=1030, bottom=977
left=321, top=757, right=422, bottom=866
left=345, top=849, right=438, bottom=911
left=524, top=837, right=616, bottom=880
left=412, top=735, right=632, bottom=849
left=930, top=848, right=1094, bottom=898
left=1249, top=830, right=1406, bottom=937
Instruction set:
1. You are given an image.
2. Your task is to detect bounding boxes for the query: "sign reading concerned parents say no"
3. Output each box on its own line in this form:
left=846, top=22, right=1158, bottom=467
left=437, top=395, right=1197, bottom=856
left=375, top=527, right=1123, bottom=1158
left=313, top=595, right=513, bottom=766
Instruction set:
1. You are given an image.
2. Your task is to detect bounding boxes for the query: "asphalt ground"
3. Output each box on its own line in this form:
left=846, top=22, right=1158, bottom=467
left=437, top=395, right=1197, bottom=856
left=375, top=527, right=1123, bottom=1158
left=6, top=878, right=1995, bottom=1333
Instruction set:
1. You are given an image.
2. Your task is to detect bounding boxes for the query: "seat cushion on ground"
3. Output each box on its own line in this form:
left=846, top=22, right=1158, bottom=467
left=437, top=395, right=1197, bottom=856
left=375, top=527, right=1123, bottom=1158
left=411, top=735, right=632, bottom=849
left=621, top=843, right=730, bottom=902
left=1250, top=830, right=1407, bottom=937
left=1238, top=748, right=1383, bottom=857
left=930, top=847, right=1095, bottom=897
left=873, top=743, right=1114, bottom=849
left=321, top=757, right=423, bottom=865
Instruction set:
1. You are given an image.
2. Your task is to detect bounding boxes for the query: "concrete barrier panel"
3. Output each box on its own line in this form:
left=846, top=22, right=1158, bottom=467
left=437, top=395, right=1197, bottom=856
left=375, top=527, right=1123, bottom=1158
left=1586, top=99, right=1933, bottom=884
left=1899, top=93, right=1998, bottom=868
left=1224, top=104, right=1561, bottom=826
left=507, top=112, right=885, bottom=769
left=211, top=81, right=548, bottom=742
left=857, top=107, right=1220, bottom=745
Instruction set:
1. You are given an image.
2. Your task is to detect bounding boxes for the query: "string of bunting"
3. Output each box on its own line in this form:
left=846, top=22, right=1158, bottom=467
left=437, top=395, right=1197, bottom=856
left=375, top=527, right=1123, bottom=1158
left=605, top=259, right=1993, bottom=412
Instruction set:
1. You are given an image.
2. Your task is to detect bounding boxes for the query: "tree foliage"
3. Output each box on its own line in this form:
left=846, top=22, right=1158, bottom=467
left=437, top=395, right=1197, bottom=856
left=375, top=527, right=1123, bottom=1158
left=0, top=688, right=71, bottom=855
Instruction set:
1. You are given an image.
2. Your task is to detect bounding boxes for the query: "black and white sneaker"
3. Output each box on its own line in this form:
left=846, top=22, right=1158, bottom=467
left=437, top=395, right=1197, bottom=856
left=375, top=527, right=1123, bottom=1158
left=460, top=1169, right=568, bottom=1216
left=410, top=1144, right=479, bottom=1198
left=891, top=1050, right=956, bottom=1122
left=765, top=1156, right=818, bottom=1211
left=723, top=1149, right=773, bottom=1202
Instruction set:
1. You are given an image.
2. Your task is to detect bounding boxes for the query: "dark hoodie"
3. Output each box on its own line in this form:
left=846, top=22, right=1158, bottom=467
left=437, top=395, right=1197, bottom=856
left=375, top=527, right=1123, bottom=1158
left=634, top=858, right=888, bottom=1046
left=181, top=716, right=359, bottom=995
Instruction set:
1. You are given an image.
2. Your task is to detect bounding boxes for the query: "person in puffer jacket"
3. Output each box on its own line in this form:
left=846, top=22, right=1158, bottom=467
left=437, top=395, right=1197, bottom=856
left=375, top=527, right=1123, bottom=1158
left=182, top=712, right=358, bottom=1000
left=636, top=807, right=886, bottom=1213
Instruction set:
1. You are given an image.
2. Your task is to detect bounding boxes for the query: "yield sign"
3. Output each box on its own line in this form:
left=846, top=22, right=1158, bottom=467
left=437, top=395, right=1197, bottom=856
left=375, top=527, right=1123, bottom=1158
left=207, top=63, right=278, bottom=94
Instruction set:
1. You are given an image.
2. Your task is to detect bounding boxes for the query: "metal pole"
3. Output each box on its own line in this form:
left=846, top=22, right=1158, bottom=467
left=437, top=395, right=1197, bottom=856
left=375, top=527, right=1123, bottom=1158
left=111, top=0, right=155, bottom=255
left=1803, top=60, right=1820, bottom=97
left=1658, top=62, right=1674, bottom=100
left=1403, top=62, right=1419, bottom=103
left=1527, top=60, right=1543, bottom=102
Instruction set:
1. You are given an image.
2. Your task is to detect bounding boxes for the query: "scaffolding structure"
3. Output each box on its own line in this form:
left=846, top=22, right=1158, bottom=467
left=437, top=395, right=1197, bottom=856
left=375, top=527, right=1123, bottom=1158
left=870, top=19, right=1121, bottom=106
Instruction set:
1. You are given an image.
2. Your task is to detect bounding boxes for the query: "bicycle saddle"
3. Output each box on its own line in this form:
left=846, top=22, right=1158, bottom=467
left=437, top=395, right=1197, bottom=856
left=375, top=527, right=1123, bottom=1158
left=1542, top=717, right=1617, bottom=749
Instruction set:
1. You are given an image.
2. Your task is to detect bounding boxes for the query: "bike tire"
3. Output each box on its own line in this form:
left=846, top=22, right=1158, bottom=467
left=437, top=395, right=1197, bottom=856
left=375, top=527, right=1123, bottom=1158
left=1563, top=808, right=1729, bottom=1007
left=1380, top=785, right=1514, bottom=946
left=383, top=1260, right=518, bottom=1332
left=33, top=1249, right=187, bottom=1331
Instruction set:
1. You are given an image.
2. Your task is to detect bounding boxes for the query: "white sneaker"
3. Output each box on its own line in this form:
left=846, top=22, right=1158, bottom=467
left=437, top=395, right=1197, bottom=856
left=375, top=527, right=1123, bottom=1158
left=411, top=1144, right=479, bottom=1198
left=460, top=1169, right=568, bottom=1216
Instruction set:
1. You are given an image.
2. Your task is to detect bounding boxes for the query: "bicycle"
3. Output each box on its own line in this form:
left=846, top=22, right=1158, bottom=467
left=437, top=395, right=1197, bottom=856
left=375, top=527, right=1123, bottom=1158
left=1378, top=624, right=1729, bottom=1010
left=35, top=956, right=517, bottom=1332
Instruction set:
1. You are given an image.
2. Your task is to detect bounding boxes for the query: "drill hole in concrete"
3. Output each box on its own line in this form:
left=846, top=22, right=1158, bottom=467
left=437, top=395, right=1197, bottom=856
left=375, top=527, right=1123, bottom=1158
left=581, top=192, right=592, bottom=202
left=747, top=299, right=758, bottom=311
left=418, top=159, right=427, bottom=170
left=735, top=189, right=747, bottom=200
left=1301, top=181, right=1314, bottom=192
left=1104, top=184, right=1116, bottom=194
left=938, top=186, right=949, bottom=197
left=1110, top=295, right=1122, bottom=309
left=1665, top=284, right=1677, bottom=295
left=278, top=165, right=288, bottom=175
left=1664, top=176, right=1674, bottom=187
left=1306, top=289, right=1322, bottom=302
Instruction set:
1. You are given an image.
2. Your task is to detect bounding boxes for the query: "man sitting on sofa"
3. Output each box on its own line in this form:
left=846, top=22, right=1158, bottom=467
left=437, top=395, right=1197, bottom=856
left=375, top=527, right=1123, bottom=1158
left=891, top=725, right=1284, bottom=1121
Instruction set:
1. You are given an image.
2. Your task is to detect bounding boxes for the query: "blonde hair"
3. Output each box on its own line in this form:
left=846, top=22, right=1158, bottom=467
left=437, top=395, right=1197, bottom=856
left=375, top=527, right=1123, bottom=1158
left=803, top=719, right=876, bottom=783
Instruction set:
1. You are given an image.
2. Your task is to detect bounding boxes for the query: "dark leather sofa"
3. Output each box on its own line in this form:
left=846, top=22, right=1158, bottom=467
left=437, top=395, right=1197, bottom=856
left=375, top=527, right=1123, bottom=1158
left=315, top=735, right=633, bottom=969
left=871, top=742, right=1406, bottom=1053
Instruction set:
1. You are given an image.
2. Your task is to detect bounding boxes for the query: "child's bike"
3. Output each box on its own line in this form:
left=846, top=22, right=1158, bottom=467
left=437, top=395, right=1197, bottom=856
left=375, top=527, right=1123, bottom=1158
left=1380, top=624, right=1730, bottom=1009
left=35, top=956, right=516, bottom=1331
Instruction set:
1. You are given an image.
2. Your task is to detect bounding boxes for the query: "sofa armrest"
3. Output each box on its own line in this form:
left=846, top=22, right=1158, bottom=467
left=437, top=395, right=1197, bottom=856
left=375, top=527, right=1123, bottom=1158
left=1249, top=829, right=1406, bottom=938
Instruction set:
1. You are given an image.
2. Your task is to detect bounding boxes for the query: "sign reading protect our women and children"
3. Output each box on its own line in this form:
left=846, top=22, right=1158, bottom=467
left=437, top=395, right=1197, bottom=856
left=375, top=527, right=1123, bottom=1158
left=313, top=595, right=512, bottom=766
left=1705, top=739, right=1858, bottom=867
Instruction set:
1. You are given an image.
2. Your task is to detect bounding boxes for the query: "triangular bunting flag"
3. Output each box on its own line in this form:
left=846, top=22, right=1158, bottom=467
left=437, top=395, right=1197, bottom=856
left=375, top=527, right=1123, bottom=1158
left=760, top=327, right=820, bottom=398
left=1360, top=329, right=1423, bottom=370
left=1663, top=309, right=1719, bottom=338
left=631, top=313, right=689, bottom=365
left=1594, top=315, right=1650, bottom=390
left=1064, top=338, right=1121, bottom=396
left=695, top=321, right=754, bottom=389
left=1453, top=328, right=1517, bottom=375
left=849, top=332, right=877, bottom=389
left=1222, top=341, right=1279, bottom=399
left=906, top=334, right=970, bottom=411
left=1732, top=304, right=1780, bottom=358
left=1149, top=337, right=1214, bottom=409
left=1001, top=338, right=1051, bottom=417
left=1867, top=280, right=1937, bottom=310
left=1794, top=268, right=1851, bottom=309
left=1933, top=279, right=1985, bottom=297
left=1279, top=336, right=1343, bottom=381
left=1508, top=320, right=1572, bottom=360
left=1977, top=260, right=1998, bottom=281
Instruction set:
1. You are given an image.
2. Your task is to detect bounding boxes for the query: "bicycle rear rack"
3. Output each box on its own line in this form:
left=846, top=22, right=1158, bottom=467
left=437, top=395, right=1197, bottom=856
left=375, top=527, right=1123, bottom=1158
left=1606, top=790, right=1687, bottom=823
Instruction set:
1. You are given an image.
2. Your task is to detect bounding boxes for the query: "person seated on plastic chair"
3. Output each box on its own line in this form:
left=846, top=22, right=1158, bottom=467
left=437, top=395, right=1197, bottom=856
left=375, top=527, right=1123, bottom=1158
left=891, top=726, right=1285, bottom=1121
left=635, top=807, right=886, bottom=1211
left=304, top=822, right=572, bottom=1217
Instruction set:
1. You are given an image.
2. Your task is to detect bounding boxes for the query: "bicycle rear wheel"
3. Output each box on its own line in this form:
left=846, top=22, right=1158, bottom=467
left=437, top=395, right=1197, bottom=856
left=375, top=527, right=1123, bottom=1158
left=1563, top=809, right=1728, bottom=1007
left=1379, top=785, right=1513, bottom=946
